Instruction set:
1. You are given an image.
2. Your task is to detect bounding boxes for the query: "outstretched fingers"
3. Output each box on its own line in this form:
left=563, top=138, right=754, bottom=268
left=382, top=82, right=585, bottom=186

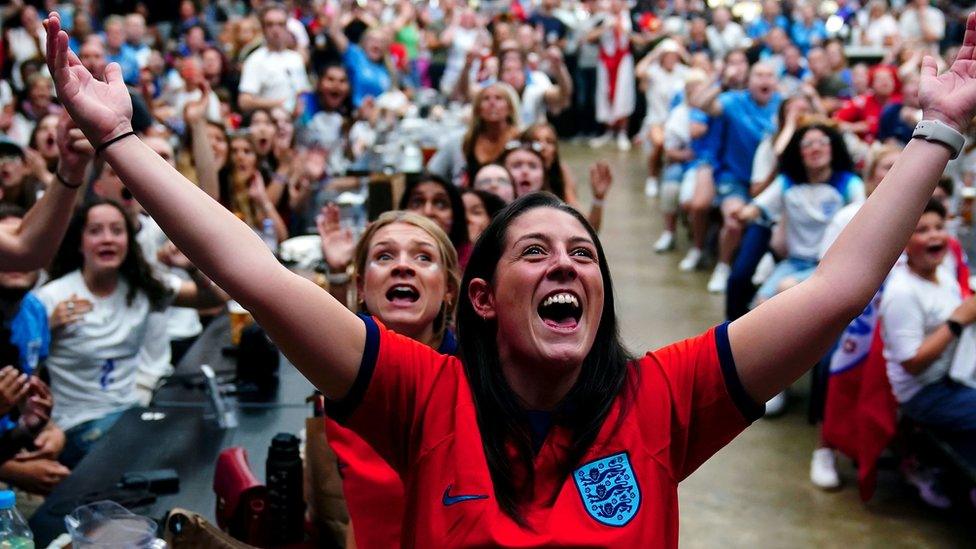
left=958, top=13, right=976, bottom=63
left=921, top=55, right=938, bottom=80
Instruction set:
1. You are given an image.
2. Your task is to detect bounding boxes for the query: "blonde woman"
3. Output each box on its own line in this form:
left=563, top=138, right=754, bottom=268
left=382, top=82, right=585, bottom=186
left=427, top=82, right=522, bottom=186
left=317, top=208, right=460, bottom=548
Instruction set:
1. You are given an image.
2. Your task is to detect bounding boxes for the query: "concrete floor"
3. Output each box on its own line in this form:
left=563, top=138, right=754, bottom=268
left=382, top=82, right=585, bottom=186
left=561, top=143, right=975, bottom=548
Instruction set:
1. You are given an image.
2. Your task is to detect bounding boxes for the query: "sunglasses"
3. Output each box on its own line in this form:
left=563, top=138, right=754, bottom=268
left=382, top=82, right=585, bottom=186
left=504, top=140, right=545, bottom=153
left=800, top=136, right=830, bottom=149
left=474, top=176, right=512, bottom=188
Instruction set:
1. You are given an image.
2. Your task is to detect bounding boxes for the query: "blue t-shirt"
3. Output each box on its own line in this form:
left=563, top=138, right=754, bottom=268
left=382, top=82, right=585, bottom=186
left=877, top=102, right=912, bottom=145
left=106, top=47, right=140, bottom=86
left=717, top=90, right=782, bottom=183
left=0, top=294, right=49, bottom=434
left=343, top=44, right=392, bottom=108
left=748, top=15, right=789, bottom=39
left=689, top=107, right=723, bottom=167
left=790, top=21, right=827, bottom=53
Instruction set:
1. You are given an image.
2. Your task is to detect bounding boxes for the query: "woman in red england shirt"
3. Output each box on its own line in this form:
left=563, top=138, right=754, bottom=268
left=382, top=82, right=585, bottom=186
left=43, top=10, right=976, bottom=547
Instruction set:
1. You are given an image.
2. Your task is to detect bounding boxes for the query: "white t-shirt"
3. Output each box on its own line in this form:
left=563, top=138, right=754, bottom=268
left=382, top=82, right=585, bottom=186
left=520, top=70, right=555, bottom=127
left=753, top=174, right=865, bottom=260
left=642, top=63, right=688, bottom=126
left=33, top=271, right=180, bottom=431
left=898, top=6, right=945, bottom=50
left=706, top=22, right=748, bottom=60
left=858, top=13, right=899, bottom=47
left=238, top=46, right=311, bottom=112
left=880, top=266, right=961, bottom=403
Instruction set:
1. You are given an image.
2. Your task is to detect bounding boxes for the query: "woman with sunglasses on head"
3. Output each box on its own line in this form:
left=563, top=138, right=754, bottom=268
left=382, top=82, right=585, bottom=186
left=734, top=120, right=865, bottom=415
left=471, top=163, right=516, bottom=203
left=499, top=139, right=613, bottom=232
left=428, top=82, right=523, bottom=186
left=44, top=9, right=976, bottom=545
left=317, top=206, right=460, bottom=548
left=398, top=173, right=472, bottom=268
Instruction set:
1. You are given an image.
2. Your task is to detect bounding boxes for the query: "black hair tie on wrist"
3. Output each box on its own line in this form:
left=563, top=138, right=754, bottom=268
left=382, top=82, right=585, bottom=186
left=95, top=131, right=136, bottom=156
left=55, top=171, right=82, bottom=189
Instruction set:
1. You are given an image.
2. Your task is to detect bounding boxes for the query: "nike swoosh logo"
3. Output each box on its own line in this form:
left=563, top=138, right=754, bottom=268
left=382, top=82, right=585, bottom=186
left=442, top=484, right=488, bottom=506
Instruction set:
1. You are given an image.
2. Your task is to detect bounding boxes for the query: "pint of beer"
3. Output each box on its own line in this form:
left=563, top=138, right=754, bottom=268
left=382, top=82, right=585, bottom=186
left=228, top=300, right=254, bottom=346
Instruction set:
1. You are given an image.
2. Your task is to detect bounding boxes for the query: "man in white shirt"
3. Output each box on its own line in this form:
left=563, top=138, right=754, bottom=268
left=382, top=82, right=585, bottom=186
left=238, top=3, right=311, bottom=113
left=898, top=0, right=945, bottom=53
left=706, top=6, right=747, bottom=60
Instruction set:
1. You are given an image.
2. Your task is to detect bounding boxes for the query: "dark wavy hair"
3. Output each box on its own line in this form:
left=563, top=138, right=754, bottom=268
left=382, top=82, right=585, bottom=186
left=48, top=199, right=170, bottom=307
left=456, top=192, right=635, bottom=524
left=398, top=173, right=470, bottom=251
left=777, top=122, right=854, bottom=184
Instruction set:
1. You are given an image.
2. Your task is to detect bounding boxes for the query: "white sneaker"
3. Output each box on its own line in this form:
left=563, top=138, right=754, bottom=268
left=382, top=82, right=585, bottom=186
left=764, top=390, right=788, bottom=417
left=653, top=231, right=674, bottom=253
left=616, top=132, right=632, bottom=151
left=679, top=247, right=702, bottom=271
left=588, top=133, right=612, bottom=148
left=752, top=252, right=776, bottom=286
left=810, top=448, right=841, bottom=490
left=707, top=263, right=730, bottom=293
left=644, top=177, right=659, bottom=197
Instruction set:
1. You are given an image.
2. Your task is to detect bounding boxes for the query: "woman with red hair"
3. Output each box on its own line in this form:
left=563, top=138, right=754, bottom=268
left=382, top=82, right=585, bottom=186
left=834, top=64, right=902, bottom=141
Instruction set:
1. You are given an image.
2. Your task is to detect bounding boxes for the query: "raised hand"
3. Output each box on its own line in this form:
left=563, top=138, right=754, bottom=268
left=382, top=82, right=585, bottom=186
left=43, top=12, right=133, bottom=147
left=157, top=241, right=194, bottom=270
left=589, top=161, right=613, bottom=201
left=56, top=111, right=94, bottom=181
left=316, top=203, right=355, bottom=272
left=919, top=13, right=976, bottom=133
left=183, top=81, right=211, bottom=125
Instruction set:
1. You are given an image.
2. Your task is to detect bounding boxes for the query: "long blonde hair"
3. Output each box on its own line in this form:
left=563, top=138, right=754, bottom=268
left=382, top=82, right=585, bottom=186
left=463, top=82, right=522, bottom=157
left=353, top=211, right=461, bottom=338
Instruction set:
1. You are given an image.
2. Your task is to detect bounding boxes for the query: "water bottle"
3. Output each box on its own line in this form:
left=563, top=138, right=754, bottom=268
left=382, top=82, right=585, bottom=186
left=266, top=433, right=304, bottom=545
left=0, top=491, right=34, bottom=549
left=260, top=218, right=278, bottom=255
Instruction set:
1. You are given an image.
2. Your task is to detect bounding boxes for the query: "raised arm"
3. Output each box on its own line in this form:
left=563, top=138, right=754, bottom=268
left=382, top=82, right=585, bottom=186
left=0, top=111, right=85, bottom=271
left=728, top=13, right=976, bottom=403
left=42, top=12, right=364, bottom=400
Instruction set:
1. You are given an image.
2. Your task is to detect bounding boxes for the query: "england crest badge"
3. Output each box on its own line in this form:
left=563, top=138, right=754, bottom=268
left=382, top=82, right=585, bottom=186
left=573, top=452, right=641, bottom=527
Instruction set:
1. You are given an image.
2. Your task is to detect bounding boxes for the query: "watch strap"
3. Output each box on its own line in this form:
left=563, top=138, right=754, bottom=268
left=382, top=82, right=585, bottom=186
left=913, top=119, right=966, bottom=160
left=947, top=319, right=963, bottom=338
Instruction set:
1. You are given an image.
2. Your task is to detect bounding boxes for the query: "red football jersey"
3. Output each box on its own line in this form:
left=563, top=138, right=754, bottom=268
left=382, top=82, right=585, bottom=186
left=328, top=318, right=762, bottom=547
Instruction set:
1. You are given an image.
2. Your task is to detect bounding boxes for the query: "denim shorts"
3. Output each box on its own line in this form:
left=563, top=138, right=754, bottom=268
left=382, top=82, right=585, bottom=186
left=715, top=173, right=750, bottom=205
left=757, top=257, right=818, bottom=300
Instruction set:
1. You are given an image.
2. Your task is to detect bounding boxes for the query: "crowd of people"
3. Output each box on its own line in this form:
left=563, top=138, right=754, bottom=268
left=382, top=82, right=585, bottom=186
left=0, top=0, right=975, bottom=545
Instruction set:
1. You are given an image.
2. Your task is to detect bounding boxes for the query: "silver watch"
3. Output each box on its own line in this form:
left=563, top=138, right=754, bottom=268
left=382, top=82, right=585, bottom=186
left=912, top=119, right=966, bottom=159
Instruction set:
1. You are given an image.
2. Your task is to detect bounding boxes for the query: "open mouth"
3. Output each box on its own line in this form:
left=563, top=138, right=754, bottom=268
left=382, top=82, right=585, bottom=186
left=537, top=291, right=582, bottom=330
left=926, top=243, right=946, bottom=255
left=257, top=137, right=270, bottom=150
left=96, top=249, right=119, bottom=260
left=386, top=284, right=420, bottom=305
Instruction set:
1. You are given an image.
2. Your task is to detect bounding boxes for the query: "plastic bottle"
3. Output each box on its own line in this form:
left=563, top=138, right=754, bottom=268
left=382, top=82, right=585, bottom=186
left=266, top=433, right=304, bottom=545
left=0, top=491, right=34, bottom=549
left=260, top=218, right=278, bottom=255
